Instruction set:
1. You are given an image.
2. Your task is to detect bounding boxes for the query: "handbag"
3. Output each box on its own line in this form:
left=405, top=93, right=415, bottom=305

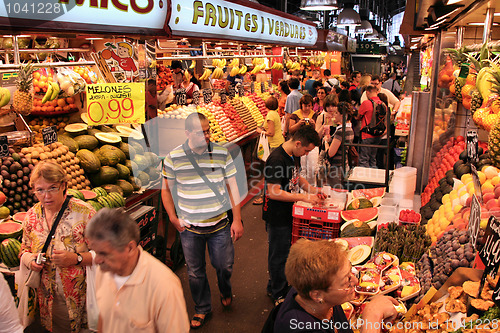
left=348, top=146, right=359, bottom=168
left=256, top=133, right=270, bottom=162
left=183, top=143, right=234, bottom=223
left=25, top=196, right=71, bottom=289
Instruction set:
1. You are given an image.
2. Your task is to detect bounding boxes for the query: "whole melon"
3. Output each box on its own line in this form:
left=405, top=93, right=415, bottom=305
left=129, top=176, right=142, bottom=191
left=90, top=166, right=119, bottom=186
left=0, top=238, right=21, bottom=267
left=129, top=141, right=145, bottom=156
left=145, top=166, right=161, bottom=183
left=58, top=135, right=79, bottom=153
left=76, top=149, right=101, bottom=174
left=95, top=145, right=126, bottom=166
left=102, top=184, right=124, bottom=196
left=116, top=179, right=134, bottom=197
left=119, top=142, right=136, bottom=159
left=144, top=152, right=160, bottom=168
left=74, top=135, right=99, bottom=151
left=116, top=163, right=131, bottom=179
left=340, top=220, right=372, bottom=238
left=134, top=155, right=149, bottom=171
left=137, top=171, right=150, bottom=186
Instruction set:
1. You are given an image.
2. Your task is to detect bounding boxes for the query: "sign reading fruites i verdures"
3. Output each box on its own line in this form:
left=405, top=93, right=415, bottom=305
left=169, top=0, right=318, bottom=46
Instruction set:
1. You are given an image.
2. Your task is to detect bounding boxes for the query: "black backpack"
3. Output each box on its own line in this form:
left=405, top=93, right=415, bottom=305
left=362, top=99, right=387, bottom=136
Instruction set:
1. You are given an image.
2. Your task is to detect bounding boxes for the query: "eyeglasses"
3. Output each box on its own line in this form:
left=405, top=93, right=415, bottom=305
left=317, top=91, right=326, bottom=94
left=192, top=129, right=211, bottom=137
left=35, top=185, right=61, bottom=196
left=333, top=266, right=357, bottom=292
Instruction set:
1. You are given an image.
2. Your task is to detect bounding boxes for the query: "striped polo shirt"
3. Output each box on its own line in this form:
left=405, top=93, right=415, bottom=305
left=163, top=141, right=236, bottom=227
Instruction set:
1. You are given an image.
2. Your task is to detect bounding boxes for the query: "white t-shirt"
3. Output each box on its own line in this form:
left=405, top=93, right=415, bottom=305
left=360, top=87, right=400, bottom=110
left=113, top=274, right=131, bottom=290
left=0, top=273, right=23, bottom=333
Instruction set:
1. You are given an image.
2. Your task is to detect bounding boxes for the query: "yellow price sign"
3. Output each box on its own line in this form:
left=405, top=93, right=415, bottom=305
left=86, top=82, right=145, bottom=125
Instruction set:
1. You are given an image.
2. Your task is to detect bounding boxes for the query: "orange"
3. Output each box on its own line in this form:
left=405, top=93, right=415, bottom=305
left=33, top=72, right=41, bottom=80
left=55, top=106, right=62, bottom=112
left=57, top=99, right=66, bottom=107
left=40, top=75, right=47, bottom=82
left=66, top=97, right=75, bottom=104
left=47, top=106, right=55, bottom=112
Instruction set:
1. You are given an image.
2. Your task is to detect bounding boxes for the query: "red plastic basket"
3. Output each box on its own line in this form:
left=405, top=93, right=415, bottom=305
left=291, top=218, right=341, bottom=244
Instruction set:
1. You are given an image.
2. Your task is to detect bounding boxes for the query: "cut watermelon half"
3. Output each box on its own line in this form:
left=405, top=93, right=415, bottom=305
left=80, top=190, right=98, bottom=201
left=352, top=187, right=386, bottom=199
left=341, top=207, right=378, bottom=222
left=12, top=212, right=27, bottom=223
left=0, top=222, right=23, bottom=239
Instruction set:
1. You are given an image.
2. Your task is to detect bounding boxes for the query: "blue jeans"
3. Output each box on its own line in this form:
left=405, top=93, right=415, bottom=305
left=179, top=223, right=234, bottom=314
left=266, top=222, right=292, bottom=300
left=359, top=136, right=382, bottom=168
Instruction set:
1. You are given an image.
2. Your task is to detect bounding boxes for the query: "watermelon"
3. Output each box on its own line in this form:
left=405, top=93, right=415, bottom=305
left=67, top=189, right=84, bottom=200
left=0, top=222, right=23, bottom=240
left=80, top=190, right=98, bottom=201
left=352, top=187, right=386, bottom=199
left=0, top=238, right=21, bottom=267
left=341, top=207, right=379, bottom=223
left=12, top=212, right=27, bottom=223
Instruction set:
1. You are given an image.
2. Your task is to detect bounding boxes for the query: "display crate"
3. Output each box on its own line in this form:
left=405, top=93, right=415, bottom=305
left=291, top=218, right=341, bottom=244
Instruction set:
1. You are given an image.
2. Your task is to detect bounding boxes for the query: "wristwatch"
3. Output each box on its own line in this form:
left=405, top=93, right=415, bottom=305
left=76, top=253, right=83, bottom=266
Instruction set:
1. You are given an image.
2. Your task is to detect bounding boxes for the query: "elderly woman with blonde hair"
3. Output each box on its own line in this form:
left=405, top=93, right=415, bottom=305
left=273, top=239, right=399, bottom=332
left=20, top=161, right=95, bottom=332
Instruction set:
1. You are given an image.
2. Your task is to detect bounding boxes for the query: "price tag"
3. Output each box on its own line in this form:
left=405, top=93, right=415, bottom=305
left=237, top=84, right=244, bottom=97
left=203, top=89, right=212, bottom=104
left=1, top=72, right=18, bottom=85
left=175, top=88, right=187, bottom=105
left=467, top=130, right=478, bottom=164
left=220, top=91, right=227, bottom=104
left=471, top=164, right=483, bottom=203
left=458, top=63, right=470, bottom=79
left=261, top=83, right=265, bottom=93
left=469, top=194, right=481, bottom=250
left=228, top=85, right=236, bottom=99
left=86, top=83, right=145, bottom=125
left=42, top=126, right=58, bottom=146
left=0, top=136, right=9, bottom=158
left=250, top=82, right=255, bottom=94
left=192, top=90, right=200, bottom=105
left=479, top=216, right=500, bottom=305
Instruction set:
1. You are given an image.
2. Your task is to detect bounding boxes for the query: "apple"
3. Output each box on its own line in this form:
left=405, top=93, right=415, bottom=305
left=0, top=192, right=6, bottom=206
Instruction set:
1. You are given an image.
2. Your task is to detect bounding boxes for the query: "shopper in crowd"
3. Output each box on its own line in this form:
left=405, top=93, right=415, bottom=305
left=273, top=239, right=399, bottom=333
left=0, top=273, right=23, bottom=333
left=263, top=126, right=325, bottom=304
left=376, top=93, right=395, bottom=170
left=20, top=161, right=95, bottom=333
left=86, top=208, right=189, bottom=333
left=313, top=86, right=327, bottom=115
left=382, top=72, right=401, bottom=99
left=171, top=60, right=183, bottom=90
left=304, top=69, right=321, bottom=97
left=358, top=74, right=372, bottom=94
left=254, top=96, right=286, bottom=205
left=323, top=69, right=339, bottom=89
left=381, top=72, right=389, bottom=83
left=315, top=95, right=337, bottom=138
left=277, top=80, right=291, bottom=117
left=162, top=112, right=243, bottom=329
left=284, top=78, right=303, bottom=137
left=324, top=102, right=355, bottom=188
left=338, top=81, right=351, bottom=104
left=396, top=65, right=404, bottom=80
left=357, top=85, right=385, bottom=168
left=349, top=71, right=362, bottom=106
left=179, top=69, right=200, bottom=105
left=360, top=75, right=400, bottom=113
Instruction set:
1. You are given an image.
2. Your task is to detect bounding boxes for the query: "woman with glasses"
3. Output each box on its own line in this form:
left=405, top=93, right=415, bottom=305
left=20, top=161, right=95, bottom=333
left=273, top=239, right=399, bottom=332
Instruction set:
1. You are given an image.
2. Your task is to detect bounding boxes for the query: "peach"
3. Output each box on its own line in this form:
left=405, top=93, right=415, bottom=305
left=494, top=185, right=500, bottom=198
left=486, top=199, right=499, bottom=211
left=483, top=192, right=496, bottom=205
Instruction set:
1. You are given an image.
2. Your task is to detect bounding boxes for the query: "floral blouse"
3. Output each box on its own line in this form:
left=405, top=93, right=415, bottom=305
left=20, top=197, right=95, bottom=332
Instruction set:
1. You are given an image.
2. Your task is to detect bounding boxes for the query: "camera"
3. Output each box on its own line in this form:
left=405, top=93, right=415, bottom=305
left=36, top=253, right=46, bottom=265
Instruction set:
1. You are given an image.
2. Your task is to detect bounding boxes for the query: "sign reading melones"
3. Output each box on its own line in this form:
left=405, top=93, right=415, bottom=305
left=169, top=0, right=318, bottom=46
left=0, top=0, right=168, bottom=33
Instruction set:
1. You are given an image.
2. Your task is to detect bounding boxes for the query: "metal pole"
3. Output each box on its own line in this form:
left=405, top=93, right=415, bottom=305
left=483, top=7, right=495, bottom=43
left=456, top=26, right=465, bottom=49
left=12, top=36, right=19, bottom=64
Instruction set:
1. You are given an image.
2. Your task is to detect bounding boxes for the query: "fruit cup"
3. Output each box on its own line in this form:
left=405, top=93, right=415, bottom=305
left=398, top=209, right=421, bottom=226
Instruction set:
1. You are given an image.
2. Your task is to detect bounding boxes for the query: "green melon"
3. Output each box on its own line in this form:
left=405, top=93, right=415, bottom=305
left=126, top=160, right=138, bottom=175
left=67, top=189, right=84, bottom=200
left=116, top=163, right=131, bottom=179
left=99, top=125, right=118, bottom=133
left=0, top=222, right=22, bottom=240
left=95, top=145, right=126, bottom=166
left=144, top=152, right=160, bottom=168
left=0, top=238, right=21, bottom=267
left=95, top=132, right=121, bottom=146
left=346, top=198, right=373, bottom=210
left=145, top=166, right=161, bottom=183
left=134, top=155, right=149, bottom=171
left=64, top=123, right=88, bottom=136
left=87, top=128, right=103, bottom=137
left=129, top=141, right=145, bottom=156
left=137, top=171, right=150, bottom=186
left=129, top=176, right=142, bottom=191
left=76, top=149, right=101, bottom=174
left=340, top=220, right=372, bottom=238
left=102, top=184, right=124, bottom=196
left=119, top=142, right=136, bottom=159
left=58, top=135, right=79, bottom=153
left=74, top=135, right=99, bottom=151
left=116, top=179, right=134, bottom=197
left=90, top=166, right=119, bottom=186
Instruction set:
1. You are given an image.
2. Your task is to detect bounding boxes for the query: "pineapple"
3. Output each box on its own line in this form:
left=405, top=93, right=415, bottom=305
left=488, top=118, right=500, bottom=167
left=454, top=77, right=465, bottom=103
left=13, top=62, right=34, bottom=116
left=445, top=46, right=469, bottom=103
left=471, top=90, right=483, bottom=114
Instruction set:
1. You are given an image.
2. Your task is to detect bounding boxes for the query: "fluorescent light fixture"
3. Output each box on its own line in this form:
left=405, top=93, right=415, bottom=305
left=86, top=37, right=104, bottom=40
left=410, top=45, right=418, bottom=49
left=468, top=22, right=500, bottom=26
left=495, top=12, right=500, bottom=16
left=337, top=8, right=361, bottom=27
left=300, top=0, right=338, bottom=11
left=446, top=0, right=464, bottom=4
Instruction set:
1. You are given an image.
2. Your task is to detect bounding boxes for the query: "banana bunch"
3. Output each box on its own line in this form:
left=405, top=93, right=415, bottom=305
left=287, top=62, right=300, bottom=72
left=250, top=64, right=266, bottom=74
left=239, top=65, right=247, bottom=75
left=212, top=67, right=224, bottom=79
left=230, top=66, right=240, bottom=77
left=189, top=60, right=196, bottom=69
left=0, top=88, right=11, bottom=108
left=212, top=59, right=226, bottom=68
left=270, top=62, right=284, bottom=71
left=252, top=58, right=265, bottom=66
left=228, top=58, right=239, bottom=68
left=286, top=60, right=293, bottom=69
left=199, top=68, right=212, bottom=81
left=41, top=81, right=60, bottom=104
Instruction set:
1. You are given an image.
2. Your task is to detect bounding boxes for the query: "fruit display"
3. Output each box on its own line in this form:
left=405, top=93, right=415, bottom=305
left=247, top=93, right=268, bottom=117
left=374, top=223, right=431, bottom=263
left=0, top=237, right=21, bottom=267
left=22, top=142, right=91, bottom=191
left=55, top=67, right=86, bottom=97
left=32, top=68, right=54, bottom=95
left=229, top=98, right=257, bottom=131
left=0, top=150, right=36, bottom=215
left=13, top=62, right=34, bottom=116
left=156, top=66, right=174, bottom=90
left=67, top=187, right=125, bottom=211
left=399, top=209, right=421, bottom=224
left=416, top=229, right=475, bottom=302
left=71, top=66, right=98, bottom=85
left=340, top=207, right=378, bottom=223
left=218, top=101, right=249, bottom=137
left=31, top=96, right=77, bottom=116
left=27, top=115, right=71, bottom=143
left=196, top=104, right=227, bottom=142
left=0, top=87, right=11, bottom=108
left=0, top=222, right=23, bottom=239
left=241, top=96, right=264, bottom=126
left=158, top=104, right=196, bottom=119
left=356, top=267, right=381, bottom=295
left=203, top=102, right=240, bottom=142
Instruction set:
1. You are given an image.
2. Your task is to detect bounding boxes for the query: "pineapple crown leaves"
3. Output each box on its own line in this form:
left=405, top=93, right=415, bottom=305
left=16, top=61, right=34, bottom=92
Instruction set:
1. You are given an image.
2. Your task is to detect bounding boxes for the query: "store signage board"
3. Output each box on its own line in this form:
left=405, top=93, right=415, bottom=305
left=192, top=90, right=200, bottom=105
left=326, top=31, right=347, bottom=52
left=203, top=89, right=212, bottom=104
left=478, top=216, right=500, bottom=305
left=169, top=0, right=317, bottom=46
left=0, top=136, right=8, bottom=158
left=86, top=82, right=145, bottom=125
left=175, top=88, right=187, bottom=106
left=42, top=126, right=58, bottom=146
left=0, top=0, right=169, bottom=35
left=1, top=72, right=18, bottom=86
left=356, top=40, right=380, bottom=54
left=469, top=194, right=481, bottom=251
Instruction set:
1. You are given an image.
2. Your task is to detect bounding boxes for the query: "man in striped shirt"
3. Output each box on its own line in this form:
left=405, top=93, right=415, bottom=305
left=162, top=112, right=243, bottom=329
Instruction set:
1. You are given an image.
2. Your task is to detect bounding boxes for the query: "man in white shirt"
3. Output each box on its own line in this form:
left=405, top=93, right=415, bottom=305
left=360, top=75, right=400, bottom=113
left=382, top=72, right=401, bottom=98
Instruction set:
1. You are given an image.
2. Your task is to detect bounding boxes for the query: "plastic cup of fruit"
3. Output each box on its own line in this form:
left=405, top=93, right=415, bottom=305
left=399, top=212, right=421, bottom=226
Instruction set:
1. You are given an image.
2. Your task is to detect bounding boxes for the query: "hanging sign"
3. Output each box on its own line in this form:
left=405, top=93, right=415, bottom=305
left=175, top=88, right=187, bottom=106
left=42, top=126, right=58, bottom=146
left=192, top=90, right=200, bottom=105
left=86, top=82, right=145, bottom=125
left=469, top=194, right=481, bottom=250
left=0, top=136, right=8, bottom=157
left=356, top=40, right=380, bottom=54
left=203, top=89, right=212, bottom=104
left=478, top=216, right=500, bottom=305
left=169, top=0, right=317, bottom=46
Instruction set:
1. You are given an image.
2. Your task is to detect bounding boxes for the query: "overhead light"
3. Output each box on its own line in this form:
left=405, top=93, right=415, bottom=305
left=355, top=20, right=373, bottom=34
left=425, top=25, right=441, bottom=30
left=446, top=0, right=464, bottom=4
left=411, top=37, right=422, bottom=42
left=300, top=0, right=338, bottom=11
left=428, top=5, right=464, bottom=21
left=410, top=45, right=418, bottom=49
left=337, top=8, right=361, bottom=27
left=468, top=22, right=500, bottom=26
left=495, top=12, right=500, bottom=16
left=86, top=37, right=104, bottom=40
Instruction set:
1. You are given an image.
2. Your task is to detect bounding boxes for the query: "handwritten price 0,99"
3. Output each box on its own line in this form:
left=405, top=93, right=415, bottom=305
left=88, top=98, right=135, bottom=123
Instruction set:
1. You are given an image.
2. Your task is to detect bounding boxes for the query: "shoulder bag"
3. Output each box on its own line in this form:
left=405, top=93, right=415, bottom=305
left=25, top=195, right=71, bottom=288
